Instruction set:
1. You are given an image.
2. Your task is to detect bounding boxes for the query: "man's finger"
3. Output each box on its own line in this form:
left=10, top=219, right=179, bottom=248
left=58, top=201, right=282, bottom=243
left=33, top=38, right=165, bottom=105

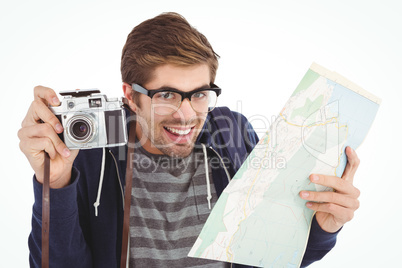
left=342, top=146, right=360, bottom=182
left=18, top=123, right=70, bottom=158
left=34, top=85, right=60, bottom=106
left=19, top=137, right=58, bottom=160
left=306, top=202, right=355, bottom=224
left=308, top=174, right=359, bottom=196
left=300, top=190, right=360, bottom=210
left=21, top=100, right=63, bottom=133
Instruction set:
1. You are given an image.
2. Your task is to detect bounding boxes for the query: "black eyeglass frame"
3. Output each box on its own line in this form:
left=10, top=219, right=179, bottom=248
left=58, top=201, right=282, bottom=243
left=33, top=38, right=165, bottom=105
left=132, top=83, right=222, bottom=101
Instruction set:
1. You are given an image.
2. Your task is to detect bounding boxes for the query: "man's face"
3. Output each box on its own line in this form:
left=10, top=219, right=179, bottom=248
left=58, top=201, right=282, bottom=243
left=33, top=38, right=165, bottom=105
left=131, top=64, right=211, bottom=158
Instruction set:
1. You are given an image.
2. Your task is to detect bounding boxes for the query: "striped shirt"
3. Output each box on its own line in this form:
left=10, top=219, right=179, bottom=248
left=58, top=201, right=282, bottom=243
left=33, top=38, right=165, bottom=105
left=129, top=146, right=228, bottom=267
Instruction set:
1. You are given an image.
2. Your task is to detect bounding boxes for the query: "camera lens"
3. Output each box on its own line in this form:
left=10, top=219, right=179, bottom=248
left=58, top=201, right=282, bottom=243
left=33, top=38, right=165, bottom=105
left=72, top=121, right=89, bottom=139
left=69, top=117, right=93, bottom=142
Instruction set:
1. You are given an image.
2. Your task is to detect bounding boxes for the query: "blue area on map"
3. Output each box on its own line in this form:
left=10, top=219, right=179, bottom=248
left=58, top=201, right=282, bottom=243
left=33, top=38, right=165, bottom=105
left=326, top=80, right=380, bottom=176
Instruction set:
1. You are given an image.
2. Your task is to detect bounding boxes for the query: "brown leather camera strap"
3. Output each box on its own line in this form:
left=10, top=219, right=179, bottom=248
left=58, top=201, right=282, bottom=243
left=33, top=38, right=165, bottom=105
left=120, top=114, right=136, bottom=268
left=42, top=152, right=50, bottom=268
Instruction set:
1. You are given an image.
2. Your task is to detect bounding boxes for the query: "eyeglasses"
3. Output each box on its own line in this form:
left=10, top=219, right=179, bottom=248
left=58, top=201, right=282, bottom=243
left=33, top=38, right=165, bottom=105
left=132, top=83, right=221, bottom=115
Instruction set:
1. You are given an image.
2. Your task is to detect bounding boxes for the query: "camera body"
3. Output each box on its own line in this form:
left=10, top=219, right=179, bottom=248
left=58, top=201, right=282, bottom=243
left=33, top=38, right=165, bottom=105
left=50, top=89, right=128, bottom=150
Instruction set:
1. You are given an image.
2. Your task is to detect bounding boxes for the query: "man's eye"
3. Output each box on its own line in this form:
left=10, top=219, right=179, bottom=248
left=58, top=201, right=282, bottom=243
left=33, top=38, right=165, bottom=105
left=157, top=92, right=175, bottom=100
left=192, top=92, right=207, bottom=99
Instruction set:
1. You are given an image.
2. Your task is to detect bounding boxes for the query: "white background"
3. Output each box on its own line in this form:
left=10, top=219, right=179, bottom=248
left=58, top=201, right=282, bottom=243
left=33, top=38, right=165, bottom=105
left=1, top=0, right=401, bottom=267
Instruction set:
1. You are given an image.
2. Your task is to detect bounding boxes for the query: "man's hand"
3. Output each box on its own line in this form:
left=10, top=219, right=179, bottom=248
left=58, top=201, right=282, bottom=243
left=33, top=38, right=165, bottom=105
left=300, top=146, right=361, bottom=233
left=18, top=86, right=79, bottom=188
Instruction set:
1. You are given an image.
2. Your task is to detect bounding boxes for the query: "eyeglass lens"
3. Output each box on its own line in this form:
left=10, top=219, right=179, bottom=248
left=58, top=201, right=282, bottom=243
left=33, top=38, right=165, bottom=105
left=151, top=90, right=218, bottom=115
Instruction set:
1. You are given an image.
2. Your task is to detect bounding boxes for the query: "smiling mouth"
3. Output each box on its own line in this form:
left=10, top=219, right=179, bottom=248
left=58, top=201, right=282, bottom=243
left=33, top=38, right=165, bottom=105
left=164, top=126, right=193, bottom=136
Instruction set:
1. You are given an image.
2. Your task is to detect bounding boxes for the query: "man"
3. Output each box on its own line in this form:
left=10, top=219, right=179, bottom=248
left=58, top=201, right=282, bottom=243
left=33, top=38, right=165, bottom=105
left=18, top=12, right=361, bottom=267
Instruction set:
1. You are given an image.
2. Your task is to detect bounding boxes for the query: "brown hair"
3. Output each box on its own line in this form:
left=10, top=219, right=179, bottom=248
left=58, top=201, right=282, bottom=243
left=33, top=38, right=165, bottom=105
left=121, top=12, right=219, bottom=90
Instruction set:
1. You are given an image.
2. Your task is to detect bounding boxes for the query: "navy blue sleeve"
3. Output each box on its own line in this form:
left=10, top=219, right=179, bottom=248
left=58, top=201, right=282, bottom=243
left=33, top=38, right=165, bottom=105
left=29, top=168, right=93, bottom=268
left=300, top=215, right=341, bottom=267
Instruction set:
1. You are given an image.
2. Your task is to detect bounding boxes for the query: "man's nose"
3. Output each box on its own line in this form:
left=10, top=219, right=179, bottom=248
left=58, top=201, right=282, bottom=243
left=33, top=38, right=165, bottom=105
left=172, top=98, right=196, bottom=121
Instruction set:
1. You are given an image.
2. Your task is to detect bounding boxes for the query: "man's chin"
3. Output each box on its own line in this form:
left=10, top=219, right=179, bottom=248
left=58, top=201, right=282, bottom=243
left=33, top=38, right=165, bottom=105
left=156, top=126, right=201, bottom=157
left=158, top=143, right=195, bottom=158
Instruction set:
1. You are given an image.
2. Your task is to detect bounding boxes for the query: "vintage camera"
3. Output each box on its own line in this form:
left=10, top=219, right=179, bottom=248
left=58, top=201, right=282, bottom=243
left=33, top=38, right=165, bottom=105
left=50, top=89, right=128, bottom=149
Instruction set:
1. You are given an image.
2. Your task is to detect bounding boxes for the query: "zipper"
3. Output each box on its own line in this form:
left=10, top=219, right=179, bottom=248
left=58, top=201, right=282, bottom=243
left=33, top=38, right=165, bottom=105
left=208, top=146, right=232, bottom=183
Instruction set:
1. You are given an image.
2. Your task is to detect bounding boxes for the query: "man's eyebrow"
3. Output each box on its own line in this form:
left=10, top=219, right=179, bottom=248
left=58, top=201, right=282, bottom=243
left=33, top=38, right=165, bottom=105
left=153, top=84, right=211, bottom=92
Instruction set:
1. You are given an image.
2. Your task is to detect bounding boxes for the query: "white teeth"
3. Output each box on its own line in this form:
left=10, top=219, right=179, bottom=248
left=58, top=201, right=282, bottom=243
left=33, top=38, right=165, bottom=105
left=166, top=127, right=191, bottom=135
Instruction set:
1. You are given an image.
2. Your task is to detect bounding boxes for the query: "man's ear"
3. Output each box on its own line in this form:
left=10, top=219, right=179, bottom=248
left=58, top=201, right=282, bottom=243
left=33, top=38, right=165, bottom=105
left=122, top=82, right=138, bottom=112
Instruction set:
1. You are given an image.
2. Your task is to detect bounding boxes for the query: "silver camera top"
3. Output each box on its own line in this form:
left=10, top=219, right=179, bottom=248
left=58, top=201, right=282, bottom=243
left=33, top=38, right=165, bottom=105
left=59, top=88, right=101, bottom=97
left=53, top=89, right=123, bottom=112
